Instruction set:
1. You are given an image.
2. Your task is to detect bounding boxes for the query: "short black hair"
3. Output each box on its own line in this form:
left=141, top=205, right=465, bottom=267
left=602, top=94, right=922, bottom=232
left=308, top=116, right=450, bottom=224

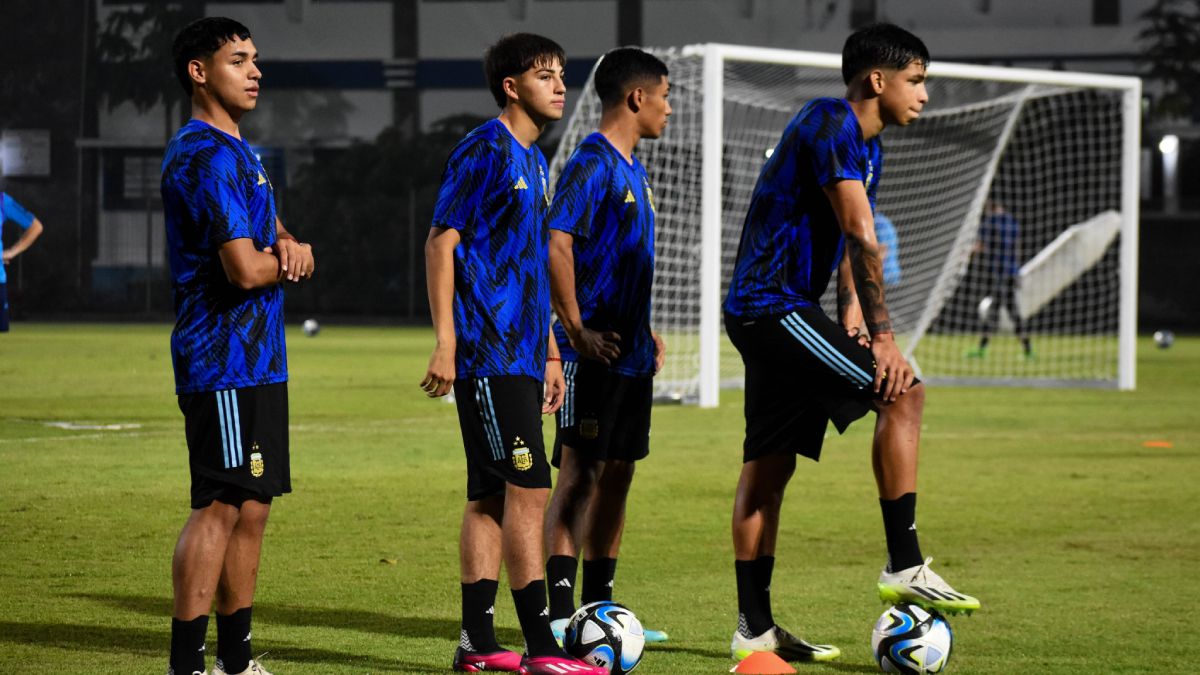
left=593, top=47, right=669, bottom=108
left=841, top=23, right=929, bottom=85
left=173, top=17, right=252, bottom=95
left=484, top=33, right=566, bottom=109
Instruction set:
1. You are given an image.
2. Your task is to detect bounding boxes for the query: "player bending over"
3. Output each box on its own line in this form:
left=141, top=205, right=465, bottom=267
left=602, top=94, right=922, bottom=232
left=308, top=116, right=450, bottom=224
left=723, top=23, right=980, bottom=664
left=162, top=17, right=314, bottom=675
left=420, top=32, right=607, bottom=675
left=543, top=47, right=671, bottom=645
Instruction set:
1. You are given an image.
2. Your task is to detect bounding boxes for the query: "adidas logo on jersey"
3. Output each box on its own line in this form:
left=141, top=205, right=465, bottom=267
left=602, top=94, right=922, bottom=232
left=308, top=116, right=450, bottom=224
left=514, top=176, right=529, bottom=190
left=624, top=189, right=636, bottom=203
left=257, top=172, right=267, bottom=186
left=555, top=578, right=573, bottom=588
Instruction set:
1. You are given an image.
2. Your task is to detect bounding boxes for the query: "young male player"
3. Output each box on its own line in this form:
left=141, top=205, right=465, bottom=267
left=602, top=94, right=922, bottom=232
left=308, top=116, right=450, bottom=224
left=421, top=32, right=607, bottom=675
left=542, top=47, right=671, bottom=645
left=162, top=17, right=314, bottom=675
left=0, top=191, right=44, bottom=332
left=723, top=23, right=980, bottom=663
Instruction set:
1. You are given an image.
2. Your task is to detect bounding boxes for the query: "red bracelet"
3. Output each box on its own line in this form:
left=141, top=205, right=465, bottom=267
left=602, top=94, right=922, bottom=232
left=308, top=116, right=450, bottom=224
left=547, top=357, right=562, bottom=362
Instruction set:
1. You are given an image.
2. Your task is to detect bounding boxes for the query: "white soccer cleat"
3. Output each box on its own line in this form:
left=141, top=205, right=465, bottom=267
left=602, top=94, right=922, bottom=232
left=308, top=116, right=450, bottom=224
left=877, top=557, right=980, bottom=615
left=730, top=624, right=840, bottom=662
left=212, top=659, right=272, bottom=675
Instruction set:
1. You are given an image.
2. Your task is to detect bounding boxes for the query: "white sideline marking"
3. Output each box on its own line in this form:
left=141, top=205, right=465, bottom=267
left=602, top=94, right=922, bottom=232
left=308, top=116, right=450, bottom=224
left=44, top=421, right=143, bottom=431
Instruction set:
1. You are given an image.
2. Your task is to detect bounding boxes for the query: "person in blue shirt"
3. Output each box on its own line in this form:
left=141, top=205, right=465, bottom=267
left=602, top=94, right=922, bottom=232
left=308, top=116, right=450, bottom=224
left=420, top=33, right=605, bottom=675
left=0, top=192, right=44, bottom=332
left=161, top=17, right=314, bottom=675
left=724, top=24, right=978, bottom=664
left=542, top=47, right=671, bottom=645
left=968, top=199, right=1032, bottom=358
left=874, top=211, right=901, bottom=287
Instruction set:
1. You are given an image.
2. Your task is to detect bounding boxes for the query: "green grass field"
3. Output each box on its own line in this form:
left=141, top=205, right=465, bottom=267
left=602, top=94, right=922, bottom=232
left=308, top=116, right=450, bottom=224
left=1, top=323, right=1197, bottom=673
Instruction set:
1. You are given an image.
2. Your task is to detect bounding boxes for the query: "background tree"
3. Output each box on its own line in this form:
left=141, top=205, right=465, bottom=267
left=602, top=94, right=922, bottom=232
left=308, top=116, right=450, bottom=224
left=284, top=114, right=491, bottom=318
left=1138, top=0, right=1200, bottom=121
left=94, top=1, right=204, bottom=140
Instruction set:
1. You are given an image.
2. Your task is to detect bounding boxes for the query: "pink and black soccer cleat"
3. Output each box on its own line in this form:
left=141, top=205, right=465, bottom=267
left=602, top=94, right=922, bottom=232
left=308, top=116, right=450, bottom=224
left=518, top=654, right=609, bottom=674
left=452, top=646, right=523, bottom=672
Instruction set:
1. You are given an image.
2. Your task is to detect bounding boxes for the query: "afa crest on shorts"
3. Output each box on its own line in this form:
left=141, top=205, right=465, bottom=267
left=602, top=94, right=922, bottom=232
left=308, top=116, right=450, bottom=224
left=580, top=417, right=600, bottom=440
left=511, top=436, right=532, bottom=471
left=250, top=442, right=264, bottom=478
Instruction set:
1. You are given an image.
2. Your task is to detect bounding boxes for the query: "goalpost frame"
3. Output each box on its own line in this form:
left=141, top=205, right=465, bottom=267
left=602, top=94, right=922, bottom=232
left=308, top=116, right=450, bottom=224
left=689, top=43, right=1141, bottom=407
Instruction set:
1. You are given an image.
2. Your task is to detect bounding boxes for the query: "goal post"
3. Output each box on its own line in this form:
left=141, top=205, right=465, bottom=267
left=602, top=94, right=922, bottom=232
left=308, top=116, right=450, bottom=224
left=549, top=44, right=1141, bottom=406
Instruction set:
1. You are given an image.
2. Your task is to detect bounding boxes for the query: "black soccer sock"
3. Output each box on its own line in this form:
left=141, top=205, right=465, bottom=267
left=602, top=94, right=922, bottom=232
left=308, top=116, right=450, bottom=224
left=461, top=579, right=502, bottom=653
left=512, top=580, right=566, bottom=657
left=1021, top=337, right=1032, bottom=354
left=735, top=560, right=773, bottom=637
left=215, top=606, right=252, bottom=674
left=581, top=557, right=617, bottom=605
left=546, top=555, right=578, bottom=622
left=978, top=336, right=990, bottom=349
left=753, top=555, right=776, bottom=628
left=169, top=615, right=209, bottom=675
left=880, top=492, right=924, bottom=572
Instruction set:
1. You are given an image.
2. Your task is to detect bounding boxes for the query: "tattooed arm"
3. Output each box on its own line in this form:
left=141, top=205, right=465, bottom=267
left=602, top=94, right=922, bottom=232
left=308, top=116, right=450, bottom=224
left=837, top=249, right=867, bottom=345
left=823, top=179, right=913, bottom=401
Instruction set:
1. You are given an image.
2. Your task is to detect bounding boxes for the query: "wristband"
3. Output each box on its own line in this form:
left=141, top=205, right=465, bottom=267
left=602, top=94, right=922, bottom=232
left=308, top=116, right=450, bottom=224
left=546, top=357, right=562, bottom=362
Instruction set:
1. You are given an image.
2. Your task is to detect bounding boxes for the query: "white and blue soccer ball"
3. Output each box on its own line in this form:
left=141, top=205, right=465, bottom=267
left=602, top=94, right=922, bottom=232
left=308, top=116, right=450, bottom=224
left=871, top=603, right=953, bottom=674
left=302, top=318, right=320, bottom=337
left=1154, top=329, right=1175, bottom=349
left=564, top=601, right=645, bottom=674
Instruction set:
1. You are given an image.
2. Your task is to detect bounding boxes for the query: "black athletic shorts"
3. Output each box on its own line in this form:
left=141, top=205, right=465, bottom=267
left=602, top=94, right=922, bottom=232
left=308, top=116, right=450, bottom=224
left=178, top=382, right=290, bottom=509
left=725, top=306, right=919, bottom=463
left=553, top=359, right=652, bottom=467
left=454, top=375, right=552, bottom=500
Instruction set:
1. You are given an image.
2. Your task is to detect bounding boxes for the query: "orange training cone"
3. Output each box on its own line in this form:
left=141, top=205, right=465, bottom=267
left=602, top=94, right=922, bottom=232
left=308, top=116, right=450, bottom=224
left=730, top=651, right=797, bottom=674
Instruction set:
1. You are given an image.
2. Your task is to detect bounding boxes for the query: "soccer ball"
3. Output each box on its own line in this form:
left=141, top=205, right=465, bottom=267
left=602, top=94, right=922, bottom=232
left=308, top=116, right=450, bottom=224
left=871, top=604, right=953, bottom=674
left=564, top=601, right=645, bottom=674
left=302, top=318, right=320, bottom=337
left=1153, top=330, right=1175, bottom=349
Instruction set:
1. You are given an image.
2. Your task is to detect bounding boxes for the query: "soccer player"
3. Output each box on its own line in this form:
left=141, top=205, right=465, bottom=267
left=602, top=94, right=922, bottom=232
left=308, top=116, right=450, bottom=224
left=875, top=211, right=901, bottom=288
left=722, top=24, right=979, bottom=663
left=420, top=33, right=606, bottom=675
left=0, top=191, right=44, bottom=332
left=967, top=199, right=1032, bottom=358
left=542, top=47, right=671, bottom=645
left=162, top=17, right=314, bottom=675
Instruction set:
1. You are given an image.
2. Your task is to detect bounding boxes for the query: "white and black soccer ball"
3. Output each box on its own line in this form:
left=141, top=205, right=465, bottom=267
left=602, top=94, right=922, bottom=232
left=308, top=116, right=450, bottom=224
left=564, top=601, right=645, bottom=674
left=1153, top=330, right=1175, bottom=349
left=302, top=318, right=320, bottom=337
left=871, top=603, right=953, bottom=674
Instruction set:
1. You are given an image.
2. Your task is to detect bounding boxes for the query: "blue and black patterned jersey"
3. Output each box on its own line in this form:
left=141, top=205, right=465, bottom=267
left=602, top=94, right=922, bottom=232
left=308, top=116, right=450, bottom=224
left=162, top=119, right=286, bottom=395
left=724, top=97, right=883, bottom=317
left=0, top=192, right=36, bottom=285
left=432, top=118, right=551, bottom=381
left=549, top=133, right=657, bottom=377
left=980, top=211, right=1020, bottom=277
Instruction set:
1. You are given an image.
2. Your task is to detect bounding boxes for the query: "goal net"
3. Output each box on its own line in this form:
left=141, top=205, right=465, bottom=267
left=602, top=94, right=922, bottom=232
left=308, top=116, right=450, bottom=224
left=549, top=44, right=1140, bottom=406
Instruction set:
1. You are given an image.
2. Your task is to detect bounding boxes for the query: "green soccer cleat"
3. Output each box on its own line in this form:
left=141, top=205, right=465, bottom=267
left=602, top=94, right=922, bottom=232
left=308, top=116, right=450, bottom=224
left=965, top=347, right=987, bottom=359
left=643, top=627, right=669, bottom=643
left=730, top=624, right=840, bottom=662
left=877, top=557, right=980, bottom=616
